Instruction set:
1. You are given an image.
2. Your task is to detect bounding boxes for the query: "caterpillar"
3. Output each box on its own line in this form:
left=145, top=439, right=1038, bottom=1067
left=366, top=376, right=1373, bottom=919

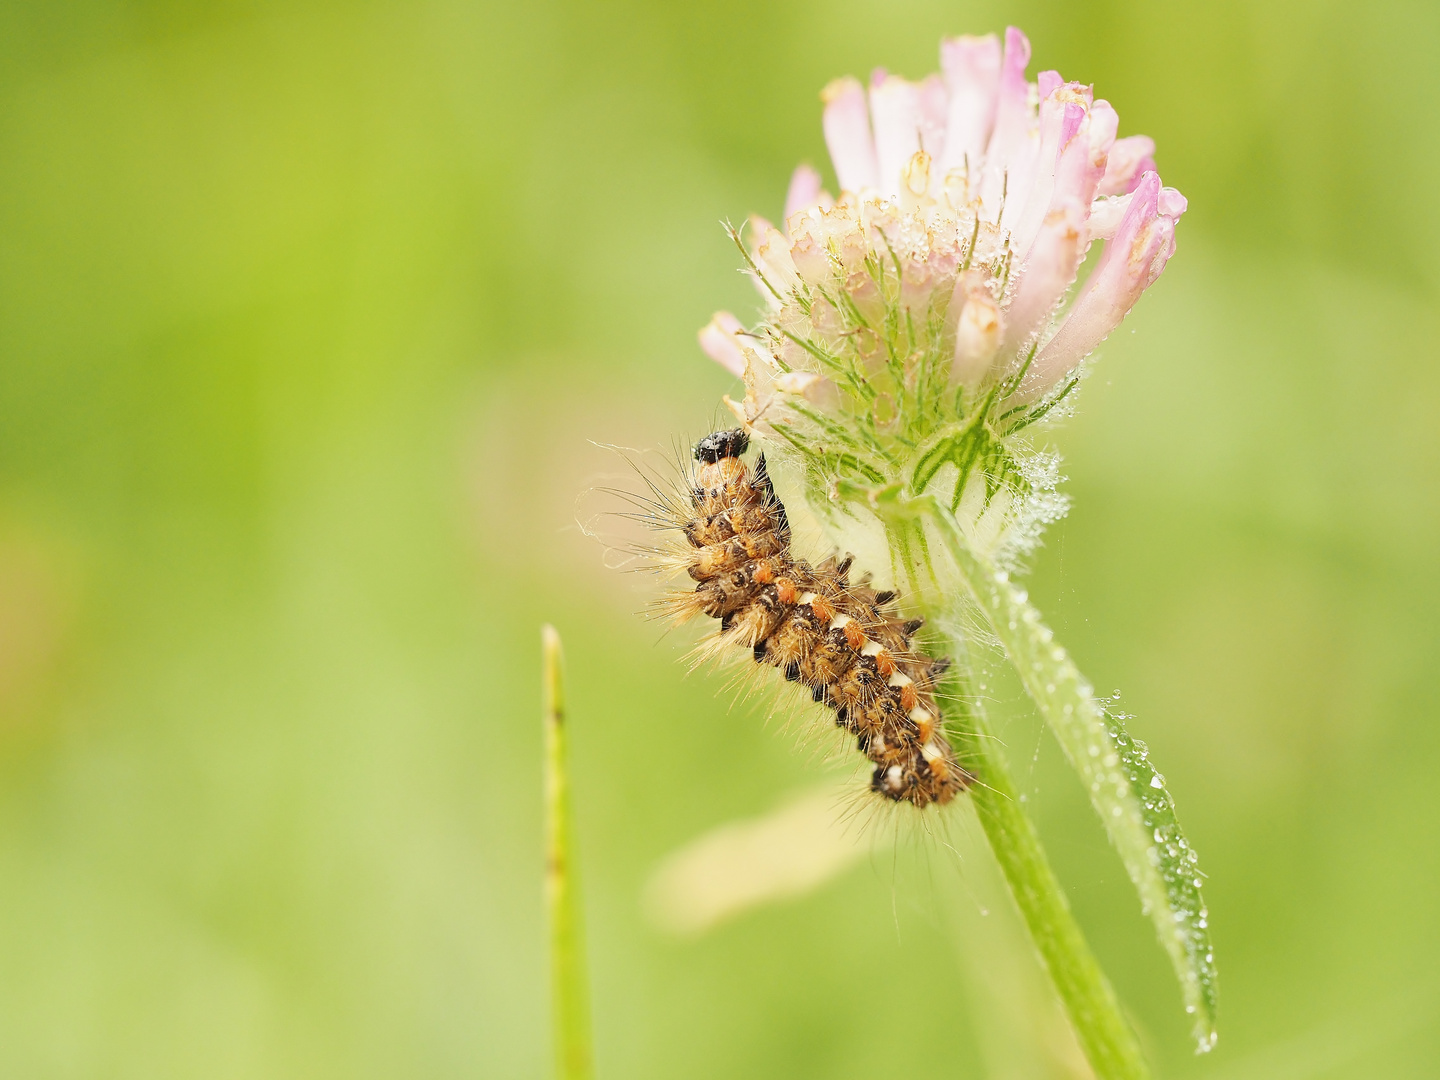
left=668, top=428, right=974, bottom=808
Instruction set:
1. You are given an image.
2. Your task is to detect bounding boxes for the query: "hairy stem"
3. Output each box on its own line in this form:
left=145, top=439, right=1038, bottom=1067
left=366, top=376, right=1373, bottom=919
left=921, top=503, right=1217, bottom=1053
left=543, top=625, right=593, bottom=1080
left=938, top=643, right=1150, bottom=1080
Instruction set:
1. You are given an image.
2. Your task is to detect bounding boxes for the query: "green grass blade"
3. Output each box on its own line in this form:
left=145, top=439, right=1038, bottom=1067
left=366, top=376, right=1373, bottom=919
left=924, top=508, right=1219, bottom=1053
left=543, top=625, right=594, bottom=1080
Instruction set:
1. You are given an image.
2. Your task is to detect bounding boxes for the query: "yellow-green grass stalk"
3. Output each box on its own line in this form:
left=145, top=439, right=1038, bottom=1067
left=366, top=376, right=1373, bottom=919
left=543, top=625, right=593, bottom=1080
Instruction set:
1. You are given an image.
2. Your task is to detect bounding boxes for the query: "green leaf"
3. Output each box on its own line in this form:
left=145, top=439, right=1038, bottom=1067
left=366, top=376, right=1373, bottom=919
left=1107, top=710, right=1219, bottom=1051
left=924, top=505, right=1219, bottom=1053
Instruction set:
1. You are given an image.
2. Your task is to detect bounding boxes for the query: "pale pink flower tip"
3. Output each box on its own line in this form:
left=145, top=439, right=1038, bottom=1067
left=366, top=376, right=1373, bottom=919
left=698, top=311, right=749, bottom=378
left=784, top=166, right=824, bottom=222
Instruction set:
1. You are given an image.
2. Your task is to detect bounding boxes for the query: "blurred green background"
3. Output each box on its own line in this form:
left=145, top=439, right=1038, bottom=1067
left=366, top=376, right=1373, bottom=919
left=1, top=0, right=1437, bottom=1076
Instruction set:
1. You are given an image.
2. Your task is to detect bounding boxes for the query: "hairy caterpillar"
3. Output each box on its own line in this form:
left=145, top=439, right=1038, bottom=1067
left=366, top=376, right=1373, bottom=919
left=667, top=428, right=974, bottom=808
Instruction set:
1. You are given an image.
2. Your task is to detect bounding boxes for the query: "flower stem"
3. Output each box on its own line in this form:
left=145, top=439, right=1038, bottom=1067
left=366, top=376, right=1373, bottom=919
left=917, top=499, right=1216, bottom=1053
left=543, top=625, right=593, bottom=1080
left=940, top=654, right=1150, bottom=1080
left=877, top=506, right=1151, bottom=1078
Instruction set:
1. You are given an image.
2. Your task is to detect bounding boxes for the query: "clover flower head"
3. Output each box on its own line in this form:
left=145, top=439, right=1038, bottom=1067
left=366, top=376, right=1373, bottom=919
left=698, top=27, right=1185, bottom=565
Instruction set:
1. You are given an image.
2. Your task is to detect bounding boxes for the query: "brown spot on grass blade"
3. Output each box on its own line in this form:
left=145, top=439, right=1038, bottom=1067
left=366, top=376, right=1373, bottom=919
left=543, top=625, right=592, bottom=1080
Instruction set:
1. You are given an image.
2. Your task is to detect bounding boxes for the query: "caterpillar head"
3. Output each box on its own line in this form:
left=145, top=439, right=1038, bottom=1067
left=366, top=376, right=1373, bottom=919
left=693, top=429, right=750, bottom=463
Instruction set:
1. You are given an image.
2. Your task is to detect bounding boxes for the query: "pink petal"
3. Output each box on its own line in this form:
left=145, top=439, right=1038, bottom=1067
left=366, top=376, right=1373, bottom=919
left=748, top=214, right=799, bottom=304
left=1148, top=216, right=1177, bottom=280
left=1084, top=183, right=1182, bottom=250
left=1031, top=172, right=1174, bottom=387
left=699, top=311, right=749, bottom=378
left=1158, top=186, right=1188, bottom=220
left=1016, top=95, right=1114, bottom=257
left=822, top=77, right=879, bottom=193
left=1002, top=197, right=1086, bottom=358
left=1088, top=100, right=1120, bottom=148
left=1098, top=134, right=1156, bottom=196
left=999, top=26, right=1032, bottom=92
left=1009, top=93, right=1087, bottom=256
left=775, top=370, right=839, bottom=409
left=979, top=26, right=1038, bottom=226
left=784, top=164, right=823, bottom=223
left=869, top=70, right=922, bottom=196
left=786, top=210, right=836, bottom=285
left=916, top=73, right=949, bottom=165
left=1079, top=100, right=1120, bottom=198
left=1126, top=157, right=1156, bottom=191
left=938, top=33, right=1002, bottom=177
left=950, top=281, right=1004, bottom=385
left=1087, top=193, right=1133, bottom=239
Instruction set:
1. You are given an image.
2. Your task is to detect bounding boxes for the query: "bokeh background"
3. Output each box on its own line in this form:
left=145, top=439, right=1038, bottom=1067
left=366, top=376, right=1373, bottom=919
left=1, top=0, right=1437, bottom=1076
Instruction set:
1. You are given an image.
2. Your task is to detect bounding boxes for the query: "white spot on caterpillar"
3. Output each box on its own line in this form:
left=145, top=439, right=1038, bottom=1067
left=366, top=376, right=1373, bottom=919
left=640, top=437, right=971, bottom=809
left=921, top=741, right=943, bottom=763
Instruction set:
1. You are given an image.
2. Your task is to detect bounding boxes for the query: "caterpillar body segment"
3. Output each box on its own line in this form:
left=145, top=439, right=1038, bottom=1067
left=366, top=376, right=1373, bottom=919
left=679, top=429, right=973, bottom=808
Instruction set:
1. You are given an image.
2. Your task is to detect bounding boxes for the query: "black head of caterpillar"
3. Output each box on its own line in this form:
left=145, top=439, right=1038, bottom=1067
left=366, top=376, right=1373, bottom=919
left=673, top=428, right=974, bottom=809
